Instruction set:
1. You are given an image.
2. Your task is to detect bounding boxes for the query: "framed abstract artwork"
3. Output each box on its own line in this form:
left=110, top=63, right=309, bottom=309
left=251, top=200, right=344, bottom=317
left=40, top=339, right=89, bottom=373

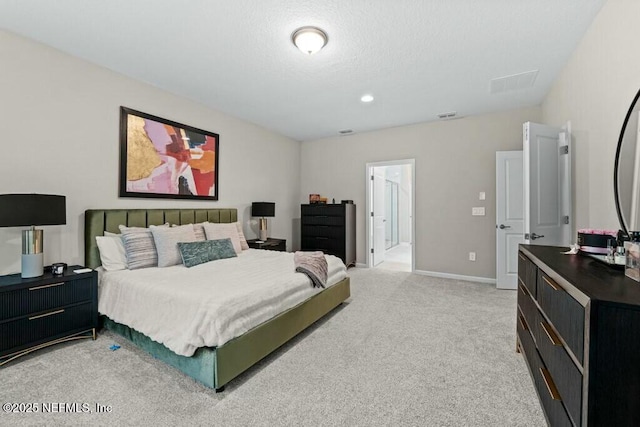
left=119, top=107, right=219, bottom=200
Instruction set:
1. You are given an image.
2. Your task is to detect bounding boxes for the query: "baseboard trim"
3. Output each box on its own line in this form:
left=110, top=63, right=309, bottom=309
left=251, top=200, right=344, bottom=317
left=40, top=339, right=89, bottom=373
left=414, top=269, right=496, bottom=285
left=355, top=263, right=367, bottom=268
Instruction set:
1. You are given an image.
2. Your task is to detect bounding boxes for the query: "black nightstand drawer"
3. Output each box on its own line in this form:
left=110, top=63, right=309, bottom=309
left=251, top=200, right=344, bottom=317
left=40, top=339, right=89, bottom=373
left=0, top=303, right=94, bottom=355
left=0, top=278, right=92, bottom=321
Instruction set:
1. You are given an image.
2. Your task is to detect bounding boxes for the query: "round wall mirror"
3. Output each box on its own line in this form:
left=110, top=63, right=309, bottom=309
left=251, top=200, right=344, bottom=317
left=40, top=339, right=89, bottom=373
left=614, top=88, right=640, bottom=236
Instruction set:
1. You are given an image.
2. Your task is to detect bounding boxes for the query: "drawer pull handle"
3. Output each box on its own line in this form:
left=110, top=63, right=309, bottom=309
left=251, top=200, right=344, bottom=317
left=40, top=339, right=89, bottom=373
left=29, top=309, right=65, bottom=321
left=29, top=282, right=64, bottom=291
left=539, top=367, right=562, bottom=401
left=519, top=284, right=531, bottom=297
left=540, top=321, right=562, bottom=346
left=543, top=276, right=560, bottom=291
left=518, top=314, right=528, bottom=331
left=518, top=253, right=526, bottom=261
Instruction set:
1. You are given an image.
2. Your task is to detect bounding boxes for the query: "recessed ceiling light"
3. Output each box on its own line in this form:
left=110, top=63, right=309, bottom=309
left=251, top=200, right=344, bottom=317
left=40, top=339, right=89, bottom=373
left=292, top=27, right=328, bottom=55
left=361, top=94, right=374, bottom=103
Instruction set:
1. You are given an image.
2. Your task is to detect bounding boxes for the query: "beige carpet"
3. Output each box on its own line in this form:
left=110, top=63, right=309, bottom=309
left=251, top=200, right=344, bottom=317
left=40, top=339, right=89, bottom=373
left=0, top=268, right=545, bottom=426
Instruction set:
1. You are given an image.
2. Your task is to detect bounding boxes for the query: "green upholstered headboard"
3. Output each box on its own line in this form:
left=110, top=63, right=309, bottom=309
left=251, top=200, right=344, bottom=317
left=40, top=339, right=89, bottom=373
left=84, top=208, right=238, bottom=269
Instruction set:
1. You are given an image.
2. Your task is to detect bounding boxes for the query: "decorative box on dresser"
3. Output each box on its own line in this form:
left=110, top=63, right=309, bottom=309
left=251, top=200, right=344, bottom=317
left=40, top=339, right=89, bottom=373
left=0, top=266, right=98, bottom=366
left=517, top=245, right=640, bottom=426
left=301, top=203, right=356, bottom=267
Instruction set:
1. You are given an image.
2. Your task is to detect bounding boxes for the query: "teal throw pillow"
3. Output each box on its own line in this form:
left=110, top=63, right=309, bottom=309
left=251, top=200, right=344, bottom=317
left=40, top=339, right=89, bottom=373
left=177, top=238, right=238, bottom=268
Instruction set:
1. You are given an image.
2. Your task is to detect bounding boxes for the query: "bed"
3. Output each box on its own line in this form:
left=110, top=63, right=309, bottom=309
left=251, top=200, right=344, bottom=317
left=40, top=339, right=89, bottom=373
left=85, top=208, right=350, bottom=391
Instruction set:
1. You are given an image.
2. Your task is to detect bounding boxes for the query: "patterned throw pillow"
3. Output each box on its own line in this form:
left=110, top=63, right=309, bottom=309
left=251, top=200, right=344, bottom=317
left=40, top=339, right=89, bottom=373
left=193, top=222, right=208, bottom=241
left=119, top=224, right=168, bottom=270
left=151, top=224, right=197, bottom=267
left=177, top=238, right=238, bottom=268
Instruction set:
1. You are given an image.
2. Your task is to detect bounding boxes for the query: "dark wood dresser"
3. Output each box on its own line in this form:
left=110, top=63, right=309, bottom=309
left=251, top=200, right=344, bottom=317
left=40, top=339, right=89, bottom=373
left=0, top=266, right=98, bottom=366
left=517, top=245, right=640, bottom=426
left=301, top=203, right=356, bottom=267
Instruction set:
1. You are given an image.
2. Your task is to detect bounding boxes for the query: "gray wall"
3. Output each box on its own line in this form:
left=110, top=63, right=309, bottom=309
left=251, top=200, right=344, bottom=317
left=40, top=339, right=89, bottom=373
left=542, top=0, right=640, bottom=233
left=0, top=30, right=301, bottom=275
left=300, top=107, right=541, bottom=280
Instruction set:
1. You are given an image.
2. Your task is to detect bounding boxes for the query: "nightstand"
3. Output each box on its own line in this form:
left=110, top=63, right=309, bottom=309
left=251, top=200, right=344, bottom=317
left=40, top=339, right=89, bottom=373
left=0, top=266, right=98, bottom=366
left=247, top=238, right=286, bottom=252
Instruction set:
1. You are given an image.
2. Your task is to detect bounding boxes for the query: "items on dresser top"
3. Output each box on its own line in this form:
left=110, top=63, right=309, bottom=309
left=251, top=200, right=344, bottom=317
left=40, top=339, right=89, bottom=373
left=517, top=244, right=640, bottom=427
left=301, top=203, right=356, bottom=267
left=0, top=266, right=98, bottom=366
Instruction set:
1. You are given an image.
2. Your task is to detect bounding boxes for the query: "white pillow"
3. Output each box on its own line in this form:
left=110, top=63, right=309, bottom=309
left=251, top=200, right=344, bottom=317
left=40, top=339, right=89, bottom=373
left=151, top=224, right=198, bottom=267
left=96, top=235, right=128, bottom=271
left=203, top=223, right=242, bottom=254
left=235, top=222, right=249, bottom=250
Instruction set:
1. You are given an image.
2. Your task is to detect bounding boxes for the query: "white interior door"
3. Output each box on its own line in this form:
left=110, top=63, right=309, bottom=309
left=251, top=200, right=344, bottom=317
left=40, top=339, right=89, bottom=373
left=496, top=151, right=525, bottom=290
left=372, top=167, right=386, bottom=266
left=523, top=122, right=571, bottom=246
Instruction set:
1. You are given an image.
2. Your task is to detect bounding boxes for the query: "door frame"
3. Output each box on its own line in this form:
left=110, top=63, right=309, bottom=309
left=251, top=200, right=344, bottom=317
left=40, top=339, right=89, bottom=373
left=365, top=159, right=416, bottom=271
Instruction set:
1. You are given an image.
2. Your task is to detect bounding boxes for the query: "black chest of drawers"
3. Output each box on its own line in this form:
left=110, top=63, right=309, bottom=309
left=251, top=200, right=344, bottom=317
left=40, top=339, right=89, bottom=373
left=0, top=266, right=98, bottom=366
left=517, top=245, right=640, bottom=426
left=301, top=203, right=355, bottom=267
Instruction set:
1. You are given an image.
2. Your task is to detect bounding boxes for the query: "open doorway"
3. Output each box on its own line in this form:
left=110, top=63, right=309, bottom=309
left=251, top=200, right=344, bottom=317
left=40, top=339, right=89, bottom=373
left=366, top=159, right=415, bottom=272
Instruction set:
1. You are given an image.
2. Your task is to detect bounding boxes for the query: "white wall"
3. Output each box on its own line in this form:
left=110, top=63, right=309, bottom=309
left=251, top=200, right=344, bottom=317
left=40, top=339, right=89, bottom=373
left=300, top=107, right=541, bottom=279
left=542, top=0, right=640, bottom=233
left=0, top=30, right=301, bottom=275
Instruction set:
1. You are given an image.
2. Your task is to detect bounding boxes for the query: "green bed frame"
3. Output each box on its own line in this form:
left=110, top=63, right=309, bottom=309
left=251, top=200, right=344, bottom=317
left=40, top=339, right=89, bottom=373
left=85, top=208, right=350, bottom=391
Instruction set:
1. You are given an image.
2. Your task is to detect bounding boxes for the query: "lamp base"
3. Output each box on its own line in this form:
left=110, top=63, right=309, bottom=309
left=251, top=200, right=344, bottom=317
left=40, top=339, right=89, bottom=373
left=22, top=253, right=44, bottom=278
left=259, top=218, right=268, bottom=241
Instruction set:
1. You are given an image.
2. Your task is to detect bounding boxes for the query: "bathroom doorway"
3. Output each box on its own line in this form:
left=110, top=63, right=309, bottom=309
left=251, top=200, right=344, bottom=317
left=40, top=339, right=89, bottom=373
left=366, top=159, right=415, bottom=272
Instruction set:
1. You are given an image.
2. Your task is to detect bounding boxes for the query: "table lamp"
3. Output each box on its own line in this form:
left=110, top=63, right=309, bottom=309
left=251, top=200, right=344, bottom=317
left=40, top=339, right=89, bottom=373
left=0, top=194, right=66, bottom=278
left=251, top=202, right=275, bottom=241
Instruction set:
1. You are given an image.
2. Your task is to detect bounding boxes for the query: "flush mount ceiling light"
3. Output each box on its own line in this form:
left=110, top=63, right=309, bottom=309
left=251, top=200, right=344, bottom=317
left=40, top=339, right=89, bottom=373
left=292, top=26, right=328, bottom=55
left=360, top=94, right=374, bottom=103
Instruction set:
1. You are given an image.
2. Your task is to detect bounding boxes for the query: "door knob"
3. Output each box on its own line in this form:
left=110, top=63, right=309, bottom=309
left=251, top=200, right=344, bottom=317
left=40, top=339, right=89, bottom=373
left=530, top=232, right=545, bottom=240
left=498, top=224, right=511, bottom=229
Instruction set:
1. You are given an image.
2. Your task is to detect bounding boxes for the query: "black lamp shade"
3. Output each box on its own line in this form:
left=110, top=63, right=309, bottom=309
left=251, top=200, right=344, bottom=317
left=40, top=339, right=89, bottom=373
left=251, top=202, right=275, bottom=217
left=0, top=194, right=66, bottom=227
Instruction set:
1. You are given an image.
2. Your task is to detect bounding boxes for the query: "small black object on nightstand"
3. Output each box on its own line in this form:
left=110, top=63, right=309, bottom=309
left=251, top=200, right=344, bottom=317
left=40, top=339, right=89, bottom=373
left=247, top=238, right=286, bottom=252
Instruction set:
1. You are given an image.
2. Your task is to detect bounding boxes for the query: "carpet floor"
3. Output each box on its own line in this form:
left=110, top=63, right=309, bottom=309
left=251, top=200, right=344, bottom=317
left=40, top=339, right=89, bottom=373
left=1, top=268, right=545, bottom=426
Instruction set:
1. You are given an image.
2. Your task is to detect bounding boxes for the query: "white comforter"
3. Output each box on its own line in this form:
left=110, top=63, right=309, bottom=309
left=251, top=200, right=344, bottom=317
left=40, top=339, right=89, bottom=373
left=98, top=249, right=347, bottom=357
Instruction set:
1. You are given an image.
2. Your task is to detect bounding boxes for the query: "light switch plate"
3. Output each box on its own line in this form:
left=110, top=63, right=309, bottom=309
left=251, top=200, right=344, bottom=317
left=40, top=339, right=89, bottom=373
left=479, top=192, right=486, bottom=200
left=472, top=207, right=485, bottom=216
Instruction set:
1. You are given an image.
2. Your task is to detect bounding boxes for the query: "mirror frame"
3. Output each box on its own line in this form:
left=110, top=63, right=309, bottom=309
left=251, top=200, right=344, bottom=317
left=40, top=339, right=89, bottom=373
left=614, top=88, right=640, bottom=237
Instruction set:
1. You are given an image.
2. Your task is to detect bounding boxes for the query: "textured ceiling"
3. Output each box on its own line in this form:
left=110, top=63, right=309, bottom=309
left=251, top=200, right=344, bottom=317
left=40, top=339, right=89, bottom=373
left=0, top=0, right=606, bottom=141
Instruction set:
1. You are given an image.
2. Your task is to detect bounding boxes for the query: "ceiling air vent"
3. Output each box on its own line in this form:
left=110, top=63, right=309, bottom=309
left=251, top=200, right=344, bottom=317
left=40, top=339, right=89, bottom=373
left=338, top=129, right=354, bottom=135
left=437, top=111, right=457, bottom=120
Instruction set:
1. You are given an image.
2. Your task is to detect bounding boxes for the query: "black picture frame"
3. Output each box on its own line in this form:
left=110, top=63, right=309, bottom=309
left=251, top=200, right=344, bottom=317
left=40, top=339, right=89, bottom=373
left=119, top=107, right=219, bottom=201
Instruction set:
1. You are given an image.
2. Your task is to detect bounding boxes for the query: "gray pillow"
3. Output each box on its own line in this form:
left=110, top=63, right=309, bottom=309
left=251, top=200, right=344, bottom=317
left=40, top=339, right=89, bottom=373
left=151, top=224, right=198, bottom=267
left=177, top=238, right=237, bottom=268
